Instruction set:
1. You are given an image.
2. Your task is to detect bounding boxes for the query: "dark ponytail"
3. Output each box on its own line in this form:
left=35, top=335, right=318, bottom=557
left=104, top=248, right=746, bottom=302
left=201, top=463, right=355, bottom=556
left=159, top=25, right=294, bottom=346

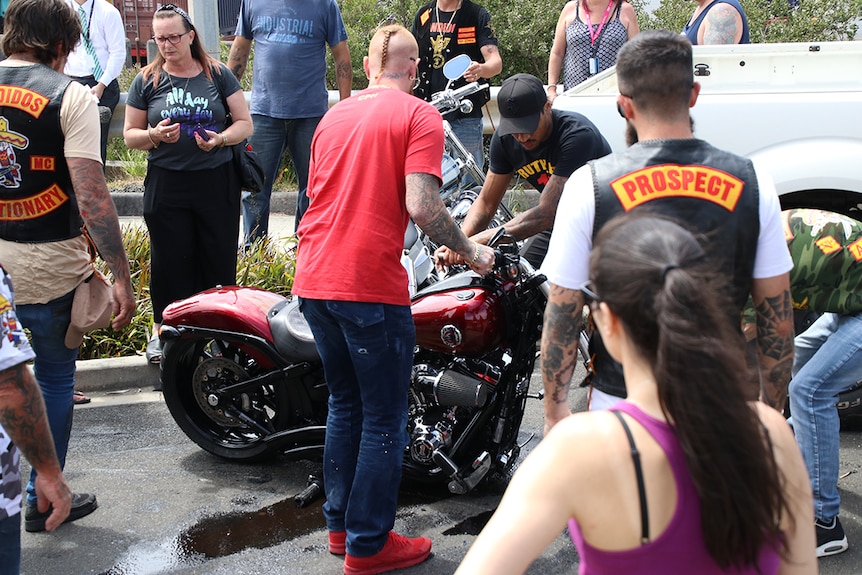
left=589, top=212, right=789, bottom=569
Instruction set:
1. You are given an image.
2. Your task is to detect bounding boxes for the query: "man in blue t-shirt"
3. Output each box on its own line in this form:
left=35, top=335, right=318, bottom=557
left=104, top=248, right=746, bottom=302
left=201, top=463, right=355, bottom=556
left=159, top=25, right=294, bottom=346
left=228, top=0, right=352, bottom=243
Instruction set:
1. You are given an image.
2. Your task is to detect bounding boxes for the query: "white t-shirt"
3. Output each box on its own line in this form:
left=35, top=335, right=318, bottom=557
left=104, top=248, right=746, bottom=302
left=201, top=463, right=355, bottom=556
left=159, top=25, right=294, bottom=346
left=541, top=160, right=793, bottom=289
left=0, top=267, right=37, bottom=520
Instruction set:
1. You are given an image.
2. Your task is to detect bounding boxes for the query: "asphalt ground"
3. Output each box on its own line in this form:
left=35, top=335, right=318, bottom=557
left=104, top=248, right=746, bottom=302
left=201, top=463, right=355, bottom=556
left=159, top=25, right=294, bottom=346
left=53, top=207, right=862, bottom=574
left=23, top=360, right=862, bottom=575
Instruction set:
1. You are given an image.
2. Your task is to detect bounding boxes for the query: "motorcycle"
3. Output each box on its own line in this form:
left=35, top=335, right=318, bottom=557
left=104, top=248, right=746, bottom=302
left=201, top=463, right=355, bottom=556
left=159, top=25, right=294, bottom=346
left=403, top=55, right=515, bottom=295
left=159, top=231, right=549, bottom=494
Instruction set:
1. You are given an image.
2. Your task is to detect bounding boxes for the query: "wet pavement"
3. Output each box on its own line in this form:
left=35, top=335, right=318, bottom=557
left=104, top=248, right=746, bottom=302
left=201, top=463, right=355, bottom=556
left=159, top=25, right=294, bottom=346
left=18, top=362, right=862, bottom=575
left=19, top=370, right=582, bottom=575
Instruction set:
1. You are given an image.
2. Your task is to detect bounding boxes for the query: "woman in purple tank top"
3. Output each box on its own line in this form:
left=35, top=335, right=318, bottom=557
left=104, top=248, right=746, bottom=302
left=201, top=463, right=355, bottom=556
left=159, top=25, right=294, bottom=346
left=455, top=213, right=816, bottom=575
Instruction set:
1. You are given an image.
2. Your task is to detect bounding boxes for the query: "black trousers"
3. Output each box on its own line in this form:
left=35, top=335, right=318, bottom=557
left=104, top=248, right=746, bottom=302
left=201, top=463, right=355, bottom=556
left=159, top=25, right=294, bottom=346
left=69, top=76, right=120, bottom=164
left=143, top=161, right=240, bottom=322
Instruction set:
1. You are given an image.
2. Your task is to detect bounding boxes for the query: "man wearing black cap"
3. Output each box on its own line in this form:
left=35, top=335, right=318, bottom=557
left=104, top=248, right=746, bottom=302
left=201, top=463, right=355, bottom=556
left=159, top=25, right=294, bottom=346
left=436, top=73, right=611, bottom=268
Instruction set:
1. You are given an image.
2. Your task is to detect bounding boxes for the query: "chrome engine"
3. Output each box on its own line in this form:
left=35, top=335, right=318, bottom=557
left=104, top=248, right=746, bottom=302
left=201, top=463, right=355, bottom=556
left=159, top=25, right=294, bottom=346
left=406, top=358, right=500, bottom=466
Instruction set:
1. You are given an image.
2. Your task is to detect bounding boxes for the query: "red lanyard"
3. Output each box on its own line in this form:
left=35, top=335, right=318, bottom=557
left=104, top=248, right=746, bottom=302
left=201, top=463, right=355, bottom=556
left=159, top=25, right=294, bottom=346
left=583, top=0, right=615, bottom=46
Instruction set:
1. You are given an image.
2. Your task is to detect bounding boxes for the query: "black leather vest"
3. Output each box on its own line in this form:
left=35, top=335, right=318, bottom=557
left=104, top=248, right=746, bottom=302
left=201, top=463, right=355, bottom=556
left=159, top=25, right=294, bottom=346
left=588, top=139, right=760, bottom=398
left=0, top=65, right=81, bottom=243
left=413, top=0, right=491, bottom=119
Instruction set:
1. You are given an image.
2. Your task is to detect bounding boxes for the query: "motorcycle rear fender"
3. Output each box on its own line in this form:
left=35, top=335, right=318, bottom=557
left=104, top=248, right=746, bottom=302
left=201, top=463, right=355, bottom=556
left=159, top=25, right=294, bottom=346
left=161, top=286, right=285, bottom=339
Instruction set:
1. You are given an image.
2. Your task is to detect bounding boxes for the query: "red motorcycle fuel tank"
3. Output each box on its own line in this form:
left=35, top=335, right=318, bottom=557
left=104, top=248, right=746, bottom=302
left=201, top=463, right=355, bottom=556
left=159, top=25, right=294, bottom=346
left=411, top=285, right=506, bottom=357
left=161, top=286, right=286, bottom=341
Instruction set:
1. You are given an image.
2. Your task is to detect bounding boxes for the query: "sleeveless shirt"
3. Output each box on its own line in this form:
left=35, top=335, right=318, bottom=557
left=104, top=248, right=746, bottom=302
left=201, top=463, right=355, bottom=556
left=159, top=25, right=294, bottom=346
left=568, top=401, right=781, bottom=575
left=562, top=1, right=628, bottom=90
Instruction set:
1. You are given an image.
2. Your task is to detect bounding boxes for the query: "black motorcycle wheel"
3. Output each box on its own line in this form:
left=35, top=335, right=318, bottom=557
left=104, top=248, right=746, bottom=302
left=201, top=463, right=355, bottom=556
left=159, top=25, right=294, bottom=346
left=161, top=337, right=292, bottom=462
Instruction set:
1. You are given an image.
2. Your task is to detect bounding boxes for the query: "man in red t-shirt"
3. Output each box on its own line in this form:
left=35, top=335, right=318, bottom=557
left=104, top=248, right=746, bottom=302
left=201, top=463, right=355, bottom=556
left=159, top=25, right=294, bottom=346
left=293, top=24, right=493, bottom=575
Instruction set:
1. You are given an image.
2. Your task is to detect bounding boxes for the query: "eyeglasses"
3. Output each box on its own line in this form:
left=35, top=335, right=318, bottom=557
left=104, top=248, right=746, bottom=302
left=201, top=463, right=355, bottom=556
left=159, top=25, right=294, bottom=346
left=580, top=282, right=602, bottom=309
left=152, top=31, right=190, bottom=45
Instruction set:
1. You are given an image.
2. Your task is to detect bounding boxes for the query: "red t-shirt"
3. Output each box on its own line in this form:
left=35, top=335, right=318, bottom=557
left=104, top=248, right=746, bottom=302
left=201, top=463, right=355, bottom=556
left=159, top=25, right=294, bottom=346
left=293, top=87, right=444, bottom=306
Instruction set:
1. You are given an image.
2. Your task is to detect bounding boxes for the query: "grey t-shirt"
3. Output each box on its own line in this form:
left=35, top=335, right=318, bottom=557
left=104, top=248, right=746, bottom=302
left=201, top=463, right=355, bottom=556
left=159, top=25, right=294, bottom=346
left=127, top=63, right=241, bottom=171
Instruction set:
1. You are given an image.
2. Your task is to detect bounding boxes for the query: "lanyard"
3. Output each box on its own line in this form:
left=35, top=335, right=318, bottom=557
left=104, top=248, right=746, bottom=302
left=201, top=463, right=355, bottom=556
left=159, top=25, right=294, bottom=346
left=80, top=0, right=95, bottom=41
left=583, top=0, right=615, bottom=47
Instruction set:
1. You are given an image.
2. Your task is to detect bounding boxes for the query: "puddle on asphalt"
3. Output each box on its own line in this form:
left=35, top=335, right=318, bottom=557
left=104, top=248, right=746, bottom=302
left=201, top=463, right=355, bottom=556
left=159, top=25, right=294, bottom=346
left=101, top=482, right=490, bottom=574
left=100, top=499, right=325, bottom=575
left=442, top=510, right=493, bottom=536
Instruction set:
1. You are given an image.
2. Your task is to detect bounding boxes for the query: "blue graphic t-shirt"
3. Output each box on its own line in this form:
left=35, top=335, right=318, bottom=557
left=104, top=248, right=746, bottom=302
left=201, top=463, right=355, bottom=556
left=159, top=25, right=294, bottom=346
left=235, top=0, right=348, bottom=118
left=126, top=63, right=242, bottom=171
left=0, top=266, right=36, bottom=521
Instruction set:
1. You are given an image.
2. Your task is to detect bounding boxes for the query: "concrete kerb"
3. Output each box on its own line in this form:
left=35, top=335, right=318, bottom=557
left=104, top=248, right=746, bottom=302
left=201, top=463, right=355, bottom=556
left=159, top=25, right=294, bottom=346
left=75, top=355, right=160, bottom=393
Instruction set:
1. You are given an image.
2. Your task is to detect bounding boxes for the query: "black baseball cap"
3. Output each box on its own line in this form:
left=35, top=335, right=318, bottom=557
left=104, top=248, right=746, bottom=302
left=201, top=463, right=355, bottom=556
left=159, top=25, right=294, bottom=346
left=496, top=74, right=548, bottom=136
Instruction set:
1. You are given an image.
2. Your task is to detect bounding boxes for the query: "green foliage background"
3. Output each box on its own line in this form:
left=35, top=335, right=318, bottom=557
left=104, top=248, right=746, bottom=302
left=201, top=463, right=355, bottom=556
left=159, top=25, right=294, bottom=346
left=326, top=0, right=861, bottom=89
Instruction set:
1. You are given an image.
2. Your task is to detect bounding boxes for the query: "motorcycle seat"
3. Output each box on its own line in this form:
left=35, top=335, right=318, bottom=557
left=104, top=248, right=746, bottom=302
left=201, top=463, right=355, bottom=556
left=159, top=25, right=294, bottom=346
left=268, top=299, right=321, bottom=362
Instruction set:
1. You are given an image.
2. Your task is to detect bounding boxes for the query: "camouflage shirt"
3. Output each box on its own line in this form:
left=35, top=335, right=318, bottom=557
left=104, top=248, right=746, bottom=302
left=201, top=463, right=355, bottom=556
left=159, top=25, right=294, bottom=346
left=0, top=266, right=36, bottom=520
left=784, top=208, right=862, bottom=314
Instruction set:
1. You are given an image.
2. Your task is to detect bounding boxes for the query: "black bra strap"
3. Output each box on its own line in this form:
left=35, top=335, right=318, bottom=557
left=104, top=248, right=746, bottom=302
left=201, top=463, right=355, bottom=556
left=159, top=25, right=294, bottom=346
left=611, top=409, right=650, bottom=544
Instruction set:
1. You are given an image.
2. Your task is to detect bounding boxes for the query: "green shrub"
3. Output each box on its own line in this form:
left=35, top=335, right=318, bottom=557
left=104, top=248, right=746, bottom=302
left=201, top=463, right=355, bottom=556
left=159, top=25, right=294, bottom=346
left=79, top=225, right=298, bottom=360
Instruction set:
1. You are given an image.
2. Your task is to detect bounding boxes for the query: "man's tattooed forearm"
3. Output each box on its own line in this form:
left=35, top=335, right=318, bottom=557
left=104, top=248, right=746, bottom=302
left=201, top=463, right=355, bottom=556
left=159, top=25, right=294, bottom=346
left=68, top=158, right=132, bottom=284
left=541, top=291, right=582, bottom=404
left=755, top=290, right=793, bottom=361
left=407, top=173, right=473, bottom=257
left=0, top=364, right=60, bottom=470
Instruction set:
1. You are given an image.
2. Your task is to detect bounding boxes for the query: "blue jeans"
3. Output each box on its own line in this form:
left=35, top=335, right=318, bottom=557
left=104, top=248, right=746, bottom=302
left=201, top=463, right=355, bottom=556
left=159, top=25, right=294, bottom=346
left=17, top=290, right=79, bottom=505
left=0, top=513, right=21, bottom=575
left=298, top=298, right=414, bottom=557
left=241, top=114, right=321, bottom=244
left=449, top=116, right=485, bottom=187
left=789, top=312, right=862, bottom=522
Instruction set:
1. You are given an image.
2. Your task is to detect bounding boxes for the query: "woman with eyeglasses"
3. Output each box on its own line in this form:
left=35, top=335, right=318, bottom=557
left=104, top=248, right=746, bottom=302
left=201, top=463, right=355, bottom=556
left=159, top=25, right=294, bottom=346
left=123, top=5, right=252, bottom=364
left=455, top=212, right=816, bottom=574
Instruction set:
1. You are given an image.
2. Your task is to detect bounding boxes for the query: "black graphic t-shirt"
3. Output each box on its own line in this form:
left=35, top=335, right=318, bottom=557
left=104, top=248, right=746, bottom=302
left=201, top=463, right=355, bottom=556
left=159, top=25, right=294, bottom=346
left=127, top=63, right=241, bottom=171
left=489, top=109, right=610, bottom=191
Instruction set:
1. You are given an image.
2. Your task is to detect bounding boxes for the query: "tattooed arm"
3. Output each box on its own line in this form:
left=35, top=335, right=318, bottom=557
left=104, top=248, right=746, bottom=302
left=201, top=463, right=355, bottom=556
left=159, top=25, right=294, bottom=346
left=700, top=2, right=745, bottom=45
left=471, top=174, right=569, bottom=246
left=0, top=363, right=71, bottom=531
left=330, top=41, right=353, bottom=101
left=751, top=273, right=794, bottom=409
left=227, top=36, right=252, bottom=82
left=541, top=282, right=584, bottom=435
left=406, top=172, right=495, bottom=275
left=68, top=157, right=136, bottom=330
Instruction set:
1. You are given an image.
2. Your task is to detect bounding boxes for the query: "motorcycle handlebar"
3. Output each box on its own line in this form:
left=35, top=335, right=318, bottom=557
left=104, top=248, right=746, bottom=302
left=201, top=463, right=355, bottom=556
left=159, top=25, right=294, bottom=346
left=431, top=82, right=487, bottom=114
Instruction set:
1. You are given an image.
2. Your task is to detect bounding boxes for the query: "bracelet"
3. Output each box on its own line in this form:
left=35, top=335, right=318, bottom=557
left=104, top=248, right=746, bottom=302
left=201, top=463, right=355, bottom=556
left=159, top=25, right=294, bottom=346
left=470, top=242, right=480, bottom=265
left=147, top=128, right=159, bottom=149
left=221, top=134, right=228, bottom=148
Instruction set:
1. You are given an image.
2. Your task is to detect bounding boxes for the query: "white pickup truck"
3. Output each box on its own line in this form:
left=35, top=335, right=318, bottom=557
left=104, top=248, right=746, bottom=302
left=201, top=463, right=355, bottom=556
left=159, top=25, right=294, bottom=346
left=550, top=40, right=862, bottom=216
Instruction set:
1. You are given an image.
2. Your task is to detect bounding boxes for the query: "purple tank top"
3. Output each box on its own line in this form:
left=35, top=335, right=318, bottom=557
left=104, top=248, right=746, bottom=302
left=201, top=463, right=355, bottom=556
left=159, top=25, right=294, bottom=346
left=568, top=402, right=780, bottom=575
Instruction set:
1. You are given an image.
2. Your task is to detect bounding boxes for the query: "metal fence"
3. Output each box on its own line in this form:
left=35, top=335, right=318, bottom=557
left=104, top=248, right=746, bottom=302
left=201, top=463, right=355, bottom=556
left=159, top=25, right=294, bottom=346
left=218, top=0, right=241, bottom=36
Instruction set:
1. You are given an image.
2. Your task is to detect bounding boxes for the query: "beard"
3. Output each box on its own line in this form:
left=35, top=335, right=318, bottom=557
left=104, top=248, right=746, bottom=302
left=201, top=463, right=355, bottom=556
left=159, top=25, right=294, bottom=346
left=625, top=120, right=638, bottom=147
left=624, top=115, right=697, bottom=147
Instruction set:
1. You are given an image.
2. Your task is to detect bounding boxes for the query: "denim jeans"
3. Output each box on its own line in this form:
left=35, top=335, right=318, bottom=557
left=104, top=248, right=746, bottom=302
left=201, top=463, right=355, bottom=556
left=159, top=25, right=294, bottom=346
left=0, top=513, right=21, bottom=575
left=241, top=114, right=321, bottom=245
left=789, top=312, right=862, bottom=522
left=449, top=116, right=485, bottom=187
left=298, top=298, right=414, bottom=557
left=16, top=290, right=78, bottom=505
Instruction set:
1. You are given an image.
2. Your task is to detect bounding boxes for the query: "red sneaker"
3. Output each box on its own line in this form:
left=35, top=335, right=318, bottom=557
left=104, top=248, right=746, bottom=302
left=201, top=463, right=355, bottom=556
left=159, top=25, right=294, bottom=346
left=343, top=531, right=432, bottom=575
left=329, top=530, right=347, bottom=555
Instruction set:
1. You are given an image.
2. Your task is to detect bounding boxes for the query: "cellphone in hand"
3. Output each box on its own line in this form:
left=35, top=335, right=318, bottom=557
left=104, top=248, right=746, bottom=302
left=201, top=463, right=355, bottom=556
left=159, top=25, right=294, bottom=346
left=193, top=123, right=210, bottom=141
